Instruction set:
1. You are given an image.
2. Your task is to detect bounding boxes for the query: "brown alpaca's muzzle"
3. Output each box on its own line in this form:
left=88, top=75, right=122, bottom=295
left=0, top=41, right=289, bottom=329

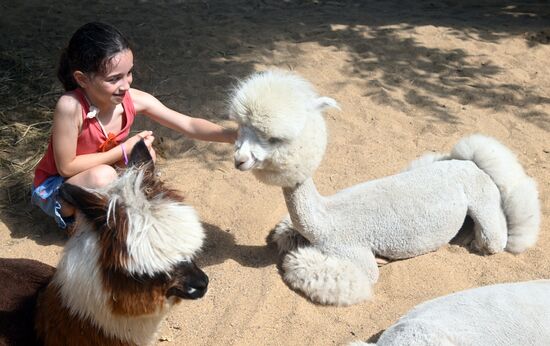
left=166, top=261, right=209, bottom=300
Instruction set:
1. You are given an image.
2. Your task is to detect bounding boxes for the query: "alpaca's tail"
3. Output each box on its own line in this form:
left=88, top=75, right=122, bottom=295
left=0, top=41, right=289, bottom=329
left=450, top=134, right=540, bottom=253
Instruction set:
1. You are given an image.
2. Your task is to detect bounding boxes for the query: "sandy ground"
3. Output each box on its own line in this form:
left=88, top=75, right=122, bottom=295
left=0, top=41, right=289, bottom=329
left=1, top=1, right=549, bottom=345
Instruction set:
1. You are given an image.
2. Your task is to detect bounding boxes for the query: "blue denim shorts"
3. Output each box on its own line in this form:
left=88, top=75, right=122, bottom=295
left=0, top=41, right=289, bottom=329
left=31, top=176, right=73, bottom=229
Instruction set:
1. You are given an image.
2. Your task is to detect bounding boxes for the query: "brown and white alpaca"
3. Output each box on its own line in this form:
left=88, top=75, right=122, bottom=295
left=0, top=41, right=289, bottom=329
left=1, top=140, right=208, bottom=346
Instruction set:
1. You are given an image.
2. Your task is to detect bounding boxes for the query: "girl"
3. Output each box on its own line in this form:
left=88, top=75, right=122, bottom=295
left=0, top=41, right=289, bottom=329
left=32, top=22, right=237, bottom=232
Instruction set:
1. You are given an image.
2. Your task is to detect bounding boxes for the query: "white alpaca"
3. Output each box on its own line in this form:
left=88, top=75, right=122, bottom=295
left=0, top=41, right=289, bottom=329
left=349, top=280, right=550, bottom=346
left=230, top=70, right=540, bottom=306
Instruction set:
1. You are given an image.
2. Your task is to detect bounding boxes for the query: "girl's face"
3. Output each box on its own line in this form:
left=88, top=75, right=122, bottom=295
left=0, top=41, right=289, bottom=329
left=81, top=49, right=134, bottom=107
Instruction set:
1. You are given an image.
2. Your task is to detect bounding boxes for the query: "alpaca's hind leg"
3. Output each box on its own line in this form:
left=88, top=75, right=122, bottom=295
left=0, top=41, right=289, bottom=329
left=468, top=190, right=507, bottom=255
left=267, top=215, right=310, bottom=253
left=282, top=246, right=378, bottom=306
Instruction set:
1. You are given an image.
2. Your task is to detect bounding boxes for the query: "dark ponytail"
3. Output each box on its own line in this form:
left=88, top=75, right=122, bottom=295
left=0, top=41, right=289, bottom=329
left=57, top=48, right=79, bottom=91
left=56, top=22, right=131, bottom=91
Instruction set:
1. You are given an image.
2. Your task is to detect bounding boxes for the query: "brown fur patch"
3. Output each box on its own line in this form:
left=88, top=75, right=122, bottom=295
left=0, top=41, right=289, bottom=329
left=97, top=201, right=129, bottom=272
left=140, top=170, right=185, bottom=203
left=96, top=187, right=178, bottom=316
left=0, top=258, right=55, bottom=346
left=103, top=269, right=177, bottom=316
left=93, top=167, right=188, bottom=316
left=35, top=284, right=137, bottom=346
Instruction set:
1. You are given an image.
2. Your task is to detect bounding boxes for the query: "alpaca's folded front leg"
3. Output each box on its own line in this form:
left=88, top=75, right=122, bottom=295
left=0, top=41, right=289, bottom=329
left=282, top=245, right=377, bottom=306
left=267, top=215, right=310, bottom=253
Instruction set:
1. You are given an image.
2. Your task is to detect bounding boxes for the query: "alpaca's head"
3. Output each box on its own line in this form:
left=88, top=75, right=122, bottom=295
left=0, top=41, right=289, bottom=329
left=230, top=70, right=339, bottom=187
left=54, top=140, right=207, bottom=342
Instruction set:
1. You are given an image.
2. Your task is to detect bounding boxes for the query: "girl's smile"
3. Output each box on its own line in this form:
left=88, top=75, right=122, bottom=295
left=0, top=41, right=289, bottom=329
left=113, top=91, right=127, bottom=98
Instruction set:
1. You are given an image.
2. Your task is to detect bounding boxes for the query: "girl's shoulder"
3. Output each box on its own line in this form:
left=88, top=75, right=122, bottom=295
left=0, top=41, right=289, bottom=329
left=55, top=91, right=83, bottom=117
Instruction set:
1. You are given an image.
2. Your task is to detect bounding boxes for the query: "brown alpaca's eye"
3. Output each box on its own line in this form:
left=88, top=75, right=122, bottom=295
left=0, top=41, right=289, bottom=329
left=268, top=137, right=283, bottom=145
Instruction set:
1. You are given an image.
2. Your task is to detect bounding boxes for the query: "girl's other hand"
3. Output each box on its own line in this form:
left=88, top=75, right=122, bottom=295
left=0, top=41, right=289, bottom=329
left=142, top=132, right=157, bottom=162
left=125, top=130, right=156, bottom=162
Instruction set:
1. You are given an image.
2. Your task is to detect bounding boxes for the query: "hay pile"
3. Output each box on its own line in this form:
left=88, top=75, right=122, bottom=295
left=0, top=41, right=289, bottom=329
left=0, top=51, right=60, bottom=211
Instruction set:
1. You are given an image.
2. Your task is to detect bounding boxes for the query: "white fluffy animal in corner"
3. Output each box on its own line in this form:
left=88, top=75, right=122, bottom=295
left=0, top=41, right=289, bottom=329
left=230, top=70, right=540, bottom=306
left=349, top=280, right=550, bottom=345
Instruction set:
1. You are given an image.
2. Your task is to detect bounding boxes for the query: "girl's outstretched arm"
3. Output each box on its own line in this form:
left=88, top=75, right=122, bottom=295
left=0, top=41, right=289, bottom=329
left=130, top=88, right=237, bottom=144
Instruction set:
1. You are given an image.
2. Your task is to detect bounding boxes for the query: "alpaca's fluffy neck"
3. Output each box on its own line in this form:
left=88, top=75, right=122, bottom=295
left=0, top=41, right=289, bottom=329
left=53, top=230, right=169, bottom=346
left=282, top=177, right=326, bottom=243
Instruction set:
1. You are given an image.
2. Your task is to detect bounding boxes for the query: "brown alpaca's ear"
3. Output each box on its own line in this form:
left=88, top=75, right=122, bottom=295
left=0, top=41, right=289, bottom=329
left=128, top=138, right=157, bottom=190
left=128, top=139, right=153, bottom=168
left=58, top=183, right=108, bottom=228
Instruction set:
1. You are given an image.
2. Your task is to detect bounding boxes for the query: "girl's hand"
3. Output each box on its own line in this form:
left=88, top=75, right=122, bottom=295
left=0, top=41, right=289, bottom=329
left=142, top=133, right=157, bottom=162
left=124, top=131, right=156, bottom=162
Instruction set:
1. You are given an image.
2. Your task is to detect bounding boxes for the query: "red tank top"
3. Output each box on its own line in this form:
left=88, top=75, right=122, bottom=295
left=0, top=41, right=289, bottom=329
left=33, top=89, right=136, bottom=186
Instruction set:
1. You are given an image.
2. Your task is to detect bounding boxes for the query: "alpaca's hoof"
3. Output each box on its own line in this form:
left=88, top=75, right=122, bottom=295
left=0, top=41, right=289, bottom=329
left=469, top=238, right=496, bottom=255
left=267, top=217, right=310, bottom=253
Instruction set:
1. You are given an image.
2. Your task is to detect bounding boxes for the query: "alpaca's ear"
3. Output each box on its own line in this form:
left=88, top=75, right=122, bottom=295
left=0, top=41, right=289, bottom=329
left=128, top=139, right=156, bottom=183
left=58, top=183, right=108, bottom=226
left=311, top=97, right=340, bottom=111
left=127, top=138, right=160, bottom=193
left=128, top=139, right=153, bottom=168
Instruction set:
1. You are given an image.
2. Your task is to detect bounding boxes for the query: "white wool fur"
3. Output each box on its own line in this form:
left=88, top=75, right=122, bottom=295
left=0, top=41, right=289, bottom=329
left=451, top=135, right=541, bottom=253
left=350, top=280, right=550, bottom=346
left=402, top=152, right=450, bottom=171
left=230, top=70, right=541, bottom=306
left=101, top=168, right=205, bottom=275
left=231, top=70, right=328, bottom=187
left=405, top=135, right=541, bottom=254
left=283, top=246, right=375, bottom=306
left=54, top=167, right=205, bottom=345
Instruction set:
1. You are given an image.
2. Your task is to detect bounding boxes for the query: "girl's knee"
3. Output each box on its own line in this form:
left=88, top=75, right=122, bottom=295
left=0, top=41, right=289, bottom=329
left=87, top=165, right=118, bottom=188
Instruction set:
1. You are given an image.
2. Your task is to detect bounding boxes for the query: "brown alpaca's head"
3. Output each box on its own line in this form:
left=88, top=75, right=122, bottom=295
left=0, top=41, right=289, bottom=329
left=54, top=140, right=207, bottom=342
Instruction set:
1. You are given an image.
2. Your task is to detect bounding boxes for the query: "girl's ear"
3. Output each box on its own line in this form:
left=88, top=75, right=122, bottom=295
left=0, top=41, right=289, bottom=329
left=73, top=71, right=89, bottom=88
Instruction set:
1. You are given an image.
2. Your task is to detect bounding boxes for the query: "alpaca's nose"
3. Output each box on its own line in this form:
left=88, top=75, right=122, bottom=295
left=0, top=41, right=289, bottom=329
left=234, top=136, right=255, bottom=170
left=234, top=151, right=252, bottom=170
left=234, top=158, right=247, bottom=170
left=185, top=272, right=209, bottom=299
left=166, top=261, right=209, bottom=300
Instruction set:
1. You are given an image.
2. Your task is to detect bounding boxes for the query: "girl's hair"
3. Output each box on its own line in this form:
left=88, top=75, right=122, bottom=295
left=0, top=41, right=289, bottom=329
left=57, top=22, right=131, bottom=91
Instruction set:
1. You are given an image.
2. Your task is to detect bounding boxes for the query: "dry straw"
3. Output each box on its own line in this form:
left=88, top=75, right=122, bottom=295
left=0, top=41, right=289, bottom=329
left=0, top=50, right=59, bottom=212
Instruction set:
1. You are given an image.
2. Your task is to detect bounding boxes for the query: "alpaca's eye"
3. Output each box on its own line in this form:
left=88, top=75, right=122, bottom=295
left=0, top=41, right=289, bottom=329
left=268, top=137, right=283, bottom=145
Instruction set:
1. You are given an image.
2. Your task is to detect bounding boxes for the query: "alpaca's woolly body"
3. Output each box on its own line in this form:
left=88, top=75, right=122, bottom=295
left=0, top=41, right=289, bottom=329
left=351, top=280, right=550, bottom=346
left=231, top=70, right=540, bottom=306
left=283, top=160, right=506, bottom=259
left=406, top=135, right=540, bottom=254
